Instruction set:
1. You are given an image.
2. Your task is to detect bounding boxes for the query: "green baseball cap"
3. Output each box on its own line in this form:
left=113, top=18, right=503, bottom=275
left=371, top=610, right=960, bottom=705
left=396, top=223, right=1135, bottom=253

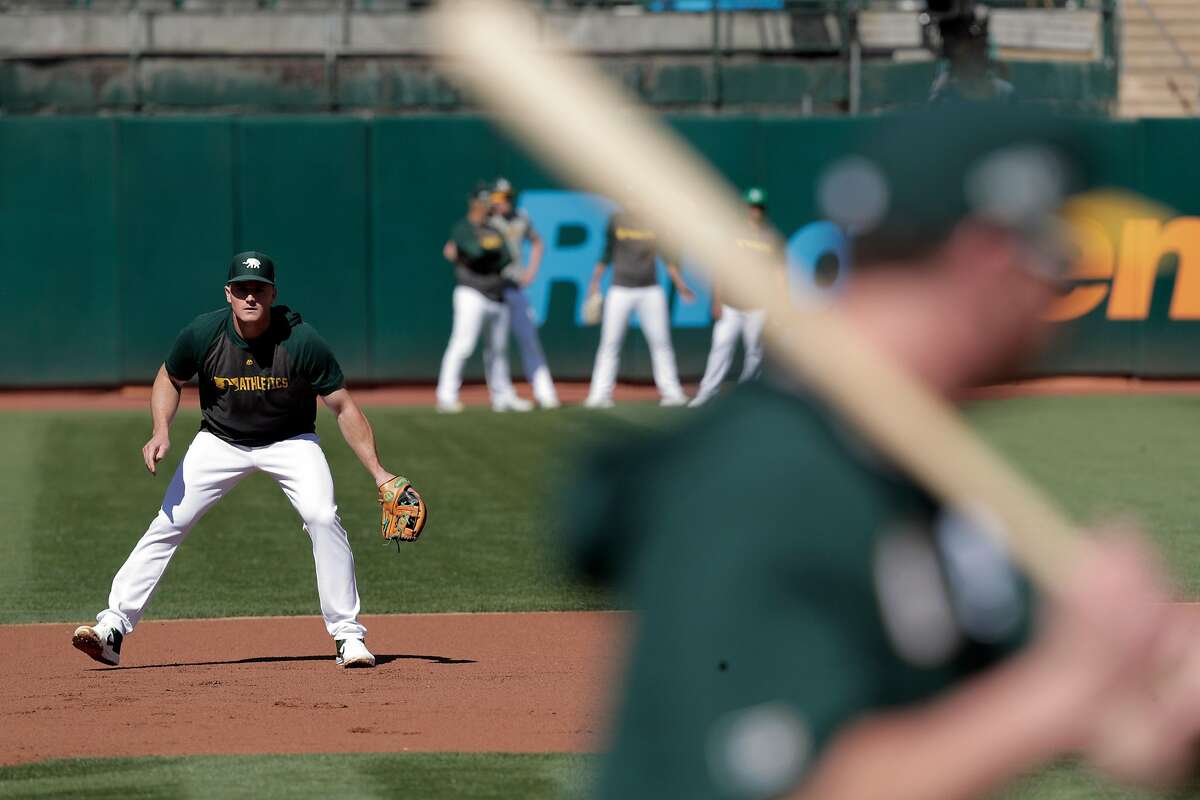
left=743, top=187, right=767, bottom=207
left=227, top=251, right=276, bottom=285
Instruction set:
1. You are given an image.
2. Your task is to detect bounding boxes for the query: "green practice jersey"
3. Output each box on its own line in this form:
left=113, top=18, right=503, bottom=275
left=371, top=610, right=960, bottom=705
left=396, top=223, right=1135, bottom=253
left=602, top=214, right=662, bottom=288
left=450, top=217, right=511, bottom=301
left=564, top=379, right=1031, bottom=799
left=164, top=306, right=344, bottom=447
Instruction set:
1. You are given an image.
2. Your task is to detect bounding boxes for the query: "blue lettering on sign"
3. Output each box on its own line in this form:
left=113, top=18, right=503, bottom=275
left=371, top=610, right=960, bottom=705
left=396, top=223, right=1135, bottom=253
left=519, top=190, right=850, bottom=327
left=518, top=190, right=616, bottom=326
left=786, top=221, right=851, bottom=301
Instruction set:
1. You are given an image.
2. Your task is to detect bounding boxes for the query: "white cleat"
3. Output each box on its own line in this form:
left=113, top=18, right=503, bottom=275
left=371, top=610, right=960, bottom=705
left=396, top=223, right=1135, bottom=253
left=583, top=397, right=615, bottom=410
left=660, top=395, right=689, bottom=408
left=335, top=638, right=376, bottom=669
left=72, top=624, right=122, bottom=667
left=537, top=397, right=562, bottom=410
left=493, top=396, right=534, bottom=413
left=436, top=401, right=464, bottom=414
left=687, top=396, right=710, bottom=409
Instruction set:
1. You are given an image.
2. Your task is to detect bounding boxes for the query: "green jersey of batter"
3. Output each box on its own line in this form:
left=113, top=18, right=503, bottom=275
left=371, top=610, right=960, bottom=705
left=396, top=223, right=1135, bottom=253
left=164, top=306, right=344, bottom=447
left=564, top=379, right=1032, bottom=799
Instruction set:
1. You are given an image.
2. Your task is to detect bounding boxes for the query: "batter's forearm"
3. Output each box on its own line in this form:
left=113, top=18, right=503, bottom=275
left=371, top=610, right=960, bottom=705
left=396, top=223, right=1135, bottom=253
left=792, top=653, right=1082, bottom=800
left=150, top=365, right=182, bottom=434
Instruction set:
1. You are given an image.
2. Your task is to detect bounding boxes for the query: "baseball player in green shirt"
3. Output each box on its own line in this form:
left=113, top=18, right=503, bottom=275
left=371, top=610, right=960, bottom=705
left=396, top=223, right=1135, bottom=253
left=437, top=187, right=532, bottom=413
left=583, top=210, right=695, bottom=408
left=73, top=252, right=400, bottom=669
left=489, top=177, right=561, bottom=409
left=690, top=187, right=778, bottom=408
left=565, top=107, right=1200, bottom=798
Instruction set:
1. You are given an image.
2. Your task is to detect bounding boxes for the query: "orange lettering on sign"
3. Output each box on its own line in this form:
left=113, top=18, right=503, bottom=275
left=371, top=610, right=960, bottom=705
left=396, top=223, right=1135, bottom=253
left=1109, top=219, right=1166, bottom=320
left=1106, top=218, right=1200, bottom=320
left=1044, top=216, right=1200, bottom=322
left=1164, top=218, right=1200, bottom=319
left=1043, top=217, right=1114, bottom=322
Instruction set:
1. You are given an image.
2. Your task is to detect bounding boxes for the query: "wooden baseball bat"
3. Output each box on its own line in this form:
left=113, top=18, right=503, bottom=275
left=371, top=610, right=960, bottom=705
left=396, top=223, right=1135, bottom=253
left=432, top=0, right=1081, bottom=591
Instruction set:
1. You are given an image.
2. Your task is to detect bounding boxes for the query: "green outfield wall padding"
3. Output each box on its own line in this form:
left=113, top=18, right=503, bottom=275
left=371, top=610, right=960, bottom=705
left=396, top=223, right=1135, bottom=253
left=2, top=114, right=1199, bottom=387
left=0, top=118, right=122, bottom=385
left=237, top=118, right=372, bottom=378
left=116, top=118, right=237, bottom=382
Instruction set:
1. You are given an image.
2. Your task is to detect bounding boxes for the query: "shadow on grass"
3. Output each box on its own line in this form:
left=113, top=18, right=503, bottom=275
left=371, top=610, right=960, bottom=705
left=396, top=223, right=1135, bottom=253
left=94, top=653, right=476, bottom=671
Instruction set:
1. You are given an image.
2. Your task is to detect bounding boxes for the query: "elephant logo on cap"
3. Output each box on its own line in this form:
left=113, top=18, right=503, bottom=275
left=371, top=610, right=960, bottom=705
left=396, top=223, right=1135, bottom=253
left=244, top=258, right=262, bottom=269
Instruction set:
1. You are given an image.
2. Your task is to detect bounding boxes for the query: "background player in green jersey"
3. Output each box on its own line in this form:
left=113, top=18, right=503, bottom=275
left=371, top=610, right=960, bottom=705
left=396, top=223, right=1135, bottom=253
left=565, top=107, right=1200, bottom=798
left=490, top=177, right=561, bottom=409
left=583, top=209, right=695, bottom=408
left=437, top=187, right=532, bottom=413
left=690, top=187, right=778, bottom=408
left=72, top=252, right=399, bottom=669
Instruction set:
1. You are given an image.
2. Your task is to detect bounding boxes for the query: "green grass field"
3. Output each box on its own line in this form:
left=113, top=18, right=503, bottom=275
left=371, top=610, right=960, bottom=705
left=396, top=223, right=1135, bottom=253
left=0, top=754, right=594, bottom=800
left=5, top=394, right=1200, bottom=798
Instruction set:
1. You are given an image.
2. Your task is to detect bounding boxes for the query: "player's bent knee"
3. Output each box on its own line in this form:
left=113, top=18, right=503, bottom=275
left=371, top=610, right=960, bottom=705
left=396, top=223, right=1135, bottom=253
left=298, top=505, right=339, bottom=531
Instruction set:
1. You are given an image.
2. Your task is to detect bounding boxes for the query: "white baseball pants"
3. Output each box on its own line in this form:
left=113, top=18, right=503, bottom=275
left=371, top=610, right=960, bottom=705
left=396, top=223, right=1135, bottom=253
left=692, top=306, right=767, bottom=406
left=436, top=286, right=518, bottom=406
left=586, top=285, right=686, bottom=404
left=96, top=431, right=367, bottom=641
left=503, top=286, right=559, bottom=407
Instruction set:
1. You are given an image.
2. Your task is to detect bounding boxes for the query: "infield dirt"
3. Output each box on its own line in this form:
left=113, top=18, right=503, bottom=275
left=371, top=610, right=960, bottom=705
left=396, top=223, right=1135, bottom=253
left=2, top=612, right=628, bottom=766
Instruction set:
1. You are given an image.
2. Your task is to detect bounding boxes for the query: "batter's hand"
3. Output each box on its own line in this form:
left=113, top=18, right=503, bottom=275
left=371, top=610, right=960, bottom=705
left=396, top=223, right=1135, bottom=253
left=142, top=432, right=170, bottom=475
left=712, top=303, right=723, bottom=320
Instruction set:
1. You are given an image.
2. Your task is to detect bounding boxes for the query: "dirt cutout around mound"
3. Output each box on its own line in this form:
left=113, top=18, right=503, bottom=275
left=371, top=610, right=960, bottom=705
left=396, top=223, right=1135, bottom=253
left=1, top=612, right=629, bottom=766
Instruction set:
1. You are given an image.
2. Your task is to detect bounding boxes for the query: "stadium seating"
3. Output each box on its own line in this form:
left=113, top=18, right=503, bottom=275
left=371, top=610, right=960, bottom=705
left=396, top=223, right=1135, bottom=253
left=1120, top=0, right=1200, bottom=116
left=0, top=0, right=1118, bottom=115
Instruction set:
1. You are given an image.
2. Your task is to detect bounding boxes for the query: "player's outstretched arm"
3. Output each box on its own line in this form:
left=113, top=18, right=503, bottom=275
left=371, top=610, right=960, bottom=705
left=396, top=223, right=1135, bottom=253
left=665, top=263, right=695, bottom=303
left=586, top=262, right=607, bottom=299
left=321, top=388, right=395, bottom=487
left=522, top=228, right=545, bottom=286
left=142, top=364, right=183, bottom=475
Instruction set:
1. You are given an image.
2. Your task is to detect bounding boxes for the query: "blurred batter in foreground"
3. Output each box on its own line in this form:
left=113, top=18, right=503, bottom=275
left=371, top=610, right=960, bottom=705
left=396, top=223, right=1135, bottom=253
left=564, top=107, right=1200, bottom=799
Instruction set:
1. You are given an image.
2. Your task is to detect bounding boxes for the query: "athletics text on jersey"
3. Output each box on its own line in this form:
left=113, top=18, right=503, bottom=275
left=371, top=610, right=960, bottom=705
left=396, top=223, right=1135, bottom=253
left=164, top=306, right=345, bottom=446
left=451, top=218, right=512, bottom=301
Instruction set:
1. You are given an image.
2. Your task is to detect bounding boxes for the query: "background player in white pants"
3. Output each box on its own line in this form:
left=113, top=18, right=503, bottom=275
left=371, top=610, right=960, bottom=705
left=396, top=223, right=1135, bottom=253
left=437, top=188, right=531, bottom=414
left=72, top=252, right=396, bottom=669
left=489, top=177, right=561, bottom=409
left=689, top=187, right=776, bottom=407
left=584, top=209, right=694, bottom=408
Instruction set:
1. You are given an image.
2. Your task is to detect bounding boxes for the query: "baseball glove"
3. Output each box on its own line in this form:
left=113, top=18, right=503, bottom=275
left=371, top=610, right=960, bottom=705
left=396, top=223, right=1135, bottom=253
left=379, top=476, right=428, bottom=548
left=582, top=292, right=603, bottom=326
